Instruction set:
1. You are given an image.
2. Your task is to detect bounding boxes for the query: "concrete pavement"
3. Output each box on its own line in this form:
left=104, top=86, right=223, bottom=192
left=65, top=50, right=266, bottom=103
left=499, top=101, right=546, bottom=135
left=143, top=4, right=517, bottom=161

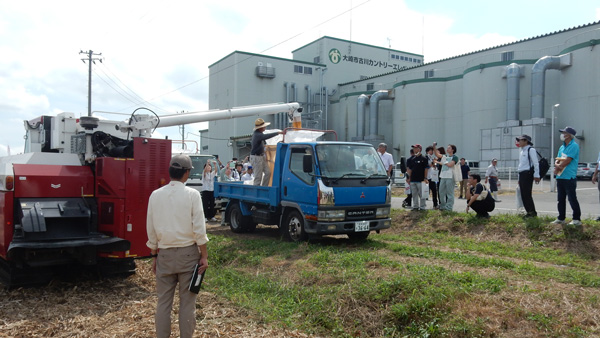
left=392, top=179, right=600, bottom=220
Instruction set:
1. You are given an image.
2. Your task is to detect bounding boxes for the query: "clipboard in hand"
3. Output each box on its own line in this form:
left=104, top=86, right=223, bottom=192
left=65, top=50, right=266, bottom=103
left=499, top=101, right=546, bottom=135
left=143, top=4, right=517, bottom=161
left=188, top=264, right=205, bottom=294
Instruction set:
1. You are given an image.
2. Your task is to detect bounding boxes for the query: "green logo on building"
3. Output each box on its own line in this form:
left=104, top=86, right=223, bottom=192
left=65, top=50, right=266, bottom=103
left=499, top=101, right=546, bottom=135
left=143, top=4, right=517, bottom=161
left=329, top=48, right=341, bottom=64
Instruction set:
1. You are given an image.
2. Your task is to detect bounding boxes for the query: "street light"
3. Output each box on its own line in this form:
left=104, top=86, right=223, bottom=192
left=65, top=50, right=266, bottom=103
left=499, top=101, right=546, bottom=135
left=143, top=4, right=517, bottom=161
left=550, top=103, right=560, bottom=192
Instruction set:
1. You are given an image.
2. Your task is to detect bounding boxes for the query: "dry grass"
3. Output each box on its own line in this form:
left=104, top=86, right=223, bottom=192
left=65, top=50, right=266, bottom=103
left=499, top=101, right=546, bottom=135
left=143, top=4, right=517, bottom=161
left=1, top=213, right=599, bottom=337
left=0, top=260, right=318, bottom=338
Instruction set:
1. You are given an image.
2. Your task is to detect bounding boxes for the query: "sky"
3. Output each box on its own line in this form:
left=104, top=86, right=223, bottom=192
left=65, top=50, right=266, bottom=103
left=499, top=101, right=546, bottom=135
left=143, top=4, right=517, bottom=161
left=1, top=0, right=599, bottom=156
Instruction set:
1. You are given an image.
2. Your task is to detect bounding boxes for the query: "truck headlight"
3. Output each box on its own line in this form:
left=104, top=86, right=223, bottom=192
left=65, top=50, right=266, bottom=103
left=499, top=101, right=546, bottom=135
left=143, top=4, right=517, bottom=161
left=376, top=207, right=390, bottom=218
left=318, top=210, right=345, bottom=221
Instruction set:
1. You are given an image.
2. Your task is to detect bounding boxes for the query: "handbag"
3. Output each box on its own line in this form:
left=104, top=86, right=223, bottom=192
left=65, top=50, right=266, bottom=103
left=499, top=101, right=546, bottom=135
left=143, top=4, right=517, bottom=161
left=475, top=184, right=488, bottom=201
left=452, top=158, right=462, bottom=183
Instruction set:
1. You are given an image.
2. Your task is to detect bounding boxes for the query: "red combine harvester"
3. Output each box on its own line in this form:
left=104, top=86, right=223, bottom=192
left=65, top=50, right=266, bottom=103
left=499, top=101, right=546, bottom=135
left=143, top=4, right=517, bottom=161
left=0, top=103, right=301, bottom=287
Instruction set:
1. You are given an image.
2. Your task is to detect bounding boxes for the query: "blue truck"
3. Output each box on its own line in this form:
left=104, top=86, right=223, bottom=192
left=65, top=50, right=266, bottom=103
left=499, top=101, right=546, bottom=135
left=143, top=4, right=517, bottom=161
left=214, top=134, right=392, bottom=241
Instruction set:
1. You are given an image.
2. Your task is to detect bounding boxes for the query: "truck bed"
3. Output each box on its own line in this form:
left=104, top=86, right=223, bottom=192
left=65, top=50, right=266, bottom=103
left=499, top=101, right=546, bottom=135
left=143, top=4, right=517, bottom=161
left=214, top=181, right=280, bottom=206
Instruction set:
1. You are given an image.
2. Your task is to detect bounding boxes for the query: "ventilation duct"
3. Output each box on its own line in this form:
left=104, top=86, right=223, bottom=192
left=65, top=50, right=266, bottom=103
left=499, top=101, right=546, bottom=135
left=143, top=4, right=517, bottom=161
left=357, top=94, right=369, bottom=139
left=369, top=90, right=392, bottom=136
left=505, top=63, right=521, bottom=121
left=530, top=54, right=571, bottom=119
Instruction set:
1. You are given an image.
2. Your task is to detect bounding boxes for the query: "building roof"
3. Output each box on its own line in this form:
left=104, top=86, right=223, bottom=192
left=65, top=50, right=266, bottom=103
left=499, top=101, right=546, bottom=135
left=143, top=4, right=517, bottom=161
left=209, top=50, right=326, bottom=69
left=338, top=20, right=600, bottom=86
left=292, top=35, right=423, bottom=57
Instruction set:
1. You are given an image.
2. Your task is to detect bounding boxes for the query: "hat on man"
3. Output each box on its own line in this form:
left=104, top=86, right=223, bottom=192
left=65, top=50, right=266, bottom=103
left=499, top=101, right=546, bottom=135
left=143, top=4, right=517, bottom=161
left=515, top=134, right=533, bottom=145
left=253, top=118, right=271, bottom=131
left=411, top=144, right=422, bottom=149
left=170, top=154, right=194, bottom=170
left=247, top=165, right=253, bottom=169
left=492, top=158, right=498, bottom=162
left=559, top=126, right=577, bottom=136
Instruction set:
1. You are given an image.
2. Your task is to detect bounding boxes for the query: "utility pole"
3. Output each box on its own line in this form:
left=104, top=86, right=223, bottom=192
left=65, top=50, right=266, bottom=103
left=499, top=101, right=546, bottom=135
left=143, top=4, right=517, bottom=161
left=80, top=50, right=103, bottom=117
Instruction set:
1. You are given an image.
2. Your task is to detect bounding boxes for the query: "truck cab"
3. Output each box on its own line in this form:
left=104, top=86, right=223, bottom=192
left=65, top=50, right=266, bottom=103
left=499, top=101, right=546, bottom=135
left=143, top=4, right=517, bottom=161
left=216, top=135, right=392, bottom=242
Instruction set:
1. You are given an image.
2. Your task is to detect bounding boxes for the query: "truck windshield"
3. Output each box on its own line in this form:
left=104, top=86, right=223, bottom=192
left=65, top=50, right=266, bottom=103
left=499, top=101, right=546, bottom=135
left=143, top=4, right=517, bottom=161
left=316, top=144, right=387, bottom=179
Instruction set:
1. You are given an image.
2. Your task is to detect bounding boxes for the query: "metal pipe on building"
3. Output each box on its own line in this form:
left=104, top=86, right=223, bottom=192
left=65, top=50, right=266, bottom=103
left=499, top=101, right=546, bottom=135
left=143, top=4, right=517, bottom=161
left=283, top=82, right=290, bottom=129
left=357, top=94, right=369, bottom=139
left=369, top=90, right=392, bottom=136
left=291, top=83, right=297, bottom=103
left=530, top=54, right=571, bottom=118
left=506, top=63, right=521, bottom=121
left=323, top=86, right=328, bottom=130
left=305, top=85, right=311, bottom=114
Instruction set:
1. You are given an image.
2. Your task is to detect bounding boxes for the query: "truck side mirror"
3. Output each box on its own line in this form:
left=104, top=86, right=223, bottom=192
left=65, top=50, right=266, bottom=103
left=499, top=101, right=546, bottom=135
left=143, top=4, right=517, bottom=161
left=303, top=154, right=313, bottom=173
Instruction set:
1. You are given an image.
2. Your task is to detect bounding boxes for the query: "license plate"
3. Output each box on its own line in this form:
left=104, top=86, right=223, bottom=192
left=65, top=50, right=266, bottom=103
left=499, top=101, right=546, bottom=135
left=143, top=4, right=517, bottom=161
left=355, top=221, right=370, bottom=232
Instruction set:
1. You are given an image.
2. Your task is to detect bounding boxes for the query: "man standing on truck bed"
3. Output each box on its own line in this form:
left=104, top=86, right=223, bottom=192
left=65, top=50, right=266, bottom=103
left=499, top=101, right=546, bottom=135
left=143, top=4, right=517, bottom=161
left=146, top=154, right=209, bottom=338
left=251, top=118, right=281, bottom=186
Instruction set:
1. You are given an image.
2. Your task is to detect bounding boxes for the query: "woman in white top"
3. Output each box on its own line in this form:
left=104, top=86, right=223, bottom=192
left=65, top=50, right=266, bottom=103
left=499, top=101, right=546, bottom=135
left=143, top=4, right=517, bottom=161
left=201, top=161, right=218, bottom=221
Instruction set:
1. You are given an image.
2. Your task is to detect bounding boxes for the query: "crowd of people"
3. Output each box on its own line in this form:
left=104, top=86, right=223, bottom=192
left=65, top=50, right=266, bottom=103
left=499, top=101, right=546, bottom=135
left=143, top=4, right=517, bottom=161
left=399, top=125, right=599, bottom=227
left=144, top=122, right=599, bottom=338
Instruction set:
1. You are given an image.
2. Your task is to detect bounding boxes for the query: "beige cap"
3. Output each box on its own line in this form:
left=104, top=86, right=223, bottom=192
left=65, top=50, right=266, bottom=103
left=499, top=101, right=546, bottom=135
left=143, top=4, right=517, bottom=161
left=170, top=154, right=193, bottom=169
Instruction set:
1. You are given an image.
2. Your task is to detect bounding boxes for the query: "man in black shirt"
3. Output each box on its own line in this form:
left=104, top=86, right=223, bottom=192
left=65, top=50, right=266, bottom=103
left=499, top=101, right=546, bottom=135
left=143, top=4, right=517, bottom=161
left=466, top=173, right=495, bottom=218
left=250, top=118, right=281, bottom=186
left=406, top=144, right=429, bottom=211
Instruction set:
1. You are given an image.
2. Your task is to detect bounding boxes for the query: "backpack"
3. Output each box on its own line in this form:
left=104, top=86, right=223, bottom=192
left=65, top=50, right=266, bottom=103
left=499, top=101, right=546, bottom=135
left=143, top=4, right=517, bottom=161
left=527, top=148, right=550, bottom=178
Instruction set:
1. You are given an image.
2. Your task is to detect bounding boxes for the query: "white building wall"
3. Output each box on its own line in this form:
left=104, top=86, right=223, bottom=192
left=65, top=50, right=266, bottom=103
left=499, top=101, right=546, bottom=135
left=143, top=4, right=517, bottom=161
left=207, top=22, right=600, bottom=163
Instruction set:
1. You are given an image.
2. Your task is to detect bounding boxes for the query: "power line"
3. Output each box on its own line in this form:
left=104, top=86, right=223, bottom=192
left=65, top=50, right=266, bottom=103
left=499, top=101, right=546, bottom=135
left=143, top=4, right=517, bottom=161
left=115, top=0, right=374, bottom=112
left=94, top=65, right=171, bottom=114
left=97, top=61, right=170, bottom=113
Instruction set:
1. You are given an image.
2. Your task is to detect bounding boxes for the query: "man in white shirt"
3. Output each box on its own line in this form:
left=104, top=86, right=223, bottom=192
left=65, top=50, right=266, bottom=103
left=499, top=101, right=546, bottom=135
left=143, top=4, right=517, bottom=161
left=241, top=166, right=255, bottom=182
left=377, top=143, right=394, bottom=179
left=146, top=154, right=209, bottom=338
left=485, top=158, right=501, bottom=202
left=516, top=135, right=540, bottom=218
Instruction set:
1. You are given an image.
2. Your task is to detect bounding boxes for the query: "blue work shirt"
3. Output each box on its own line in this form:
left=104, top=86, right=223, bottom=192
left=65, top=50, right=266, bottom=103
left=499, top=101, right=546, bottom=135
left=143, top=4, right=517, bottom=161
left=556, top=140, right=579, bottom=180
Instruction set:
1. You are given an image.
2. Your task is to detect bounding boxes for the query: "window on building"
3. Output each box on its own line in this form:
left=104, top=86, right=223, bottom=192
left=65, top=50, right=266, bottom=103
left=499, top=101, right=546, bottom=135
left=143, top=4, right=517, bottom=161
left=314, top=56, right=320, bottom=64
left=304, top=67, right=312, bottom=75
left=366, top=83, right=374, bottom=91
left=294, top=65, right=303, bottom=73
left=424, top=70, right=434, bottom=79
left=360, top=75, right=368, bottom=80
left=400, top=56, right=405, bottom=60
left=501, top=51, right=514, bottom=62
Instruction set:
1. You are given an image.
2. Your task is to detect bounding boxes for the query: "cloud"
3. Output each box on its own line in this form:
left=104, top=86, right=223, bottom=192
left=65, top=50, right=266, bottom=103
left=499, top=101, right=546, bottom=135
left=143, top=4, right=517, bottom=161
left=2, top=0, right=592, bottom=157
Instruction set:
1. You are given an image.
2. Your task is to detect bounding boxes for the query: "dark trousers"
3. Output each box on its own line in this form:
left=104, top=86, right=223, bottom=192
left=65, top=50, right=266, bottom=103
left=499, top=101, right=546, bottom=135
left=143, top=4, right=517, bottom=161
left=518, top=171, right=536, bottom=215
left=557, top=178, right=581, bottom=221
left=488, top=177, right=498, bottom=192
left=469, top=198, right=495, bottom=217
left=201, top=190, right=216, bottom=219
left=429, top=180, right=438, bottom=207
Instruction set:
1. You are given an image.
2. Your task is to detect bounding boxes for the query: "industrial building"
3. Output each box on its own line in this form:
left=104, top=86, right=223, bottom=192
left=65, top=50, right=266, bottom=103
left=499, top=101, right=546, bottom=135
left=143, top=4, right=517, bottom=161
left=206, top=21, right=600, bottom=168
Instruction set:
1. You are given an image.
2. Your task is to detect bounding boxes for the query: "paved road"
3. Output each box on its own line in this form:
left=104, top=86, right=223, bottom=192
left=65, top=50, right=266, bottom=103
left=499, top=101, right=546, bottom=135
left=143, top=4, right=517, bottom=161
left=392, top=179, right=600, bottom=220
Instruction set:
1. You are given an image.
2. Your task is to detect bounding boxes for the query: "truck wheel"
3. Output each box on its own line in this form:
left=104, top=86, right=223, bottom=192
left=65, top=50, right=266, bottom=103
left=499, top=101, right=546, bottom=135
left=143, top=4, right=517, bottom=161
left=282, top=210, right=307, bottom=242
left=227, top=203, right=252, bottom=233
left=347, top=232, right=369, bottom=241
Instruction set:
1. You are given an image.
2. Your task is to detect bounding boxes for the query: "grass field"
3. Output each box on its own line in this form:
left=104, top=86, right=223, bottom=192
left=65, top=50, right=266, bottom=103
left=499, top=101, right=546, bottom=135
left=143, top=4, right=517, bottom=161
left=1, top=209, right=598, bottom=337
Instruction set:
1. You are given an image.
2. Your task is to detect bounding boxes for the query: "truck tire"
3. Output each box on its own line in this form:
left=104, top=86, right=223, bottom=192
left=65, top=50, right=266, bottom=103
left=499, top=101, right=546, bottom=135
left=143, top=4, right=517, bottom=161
left=281, top=210, right=308, bottom=242
left=227, top=202, right=254, bottom=233
left=347, top=231, right=369, bottom=241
